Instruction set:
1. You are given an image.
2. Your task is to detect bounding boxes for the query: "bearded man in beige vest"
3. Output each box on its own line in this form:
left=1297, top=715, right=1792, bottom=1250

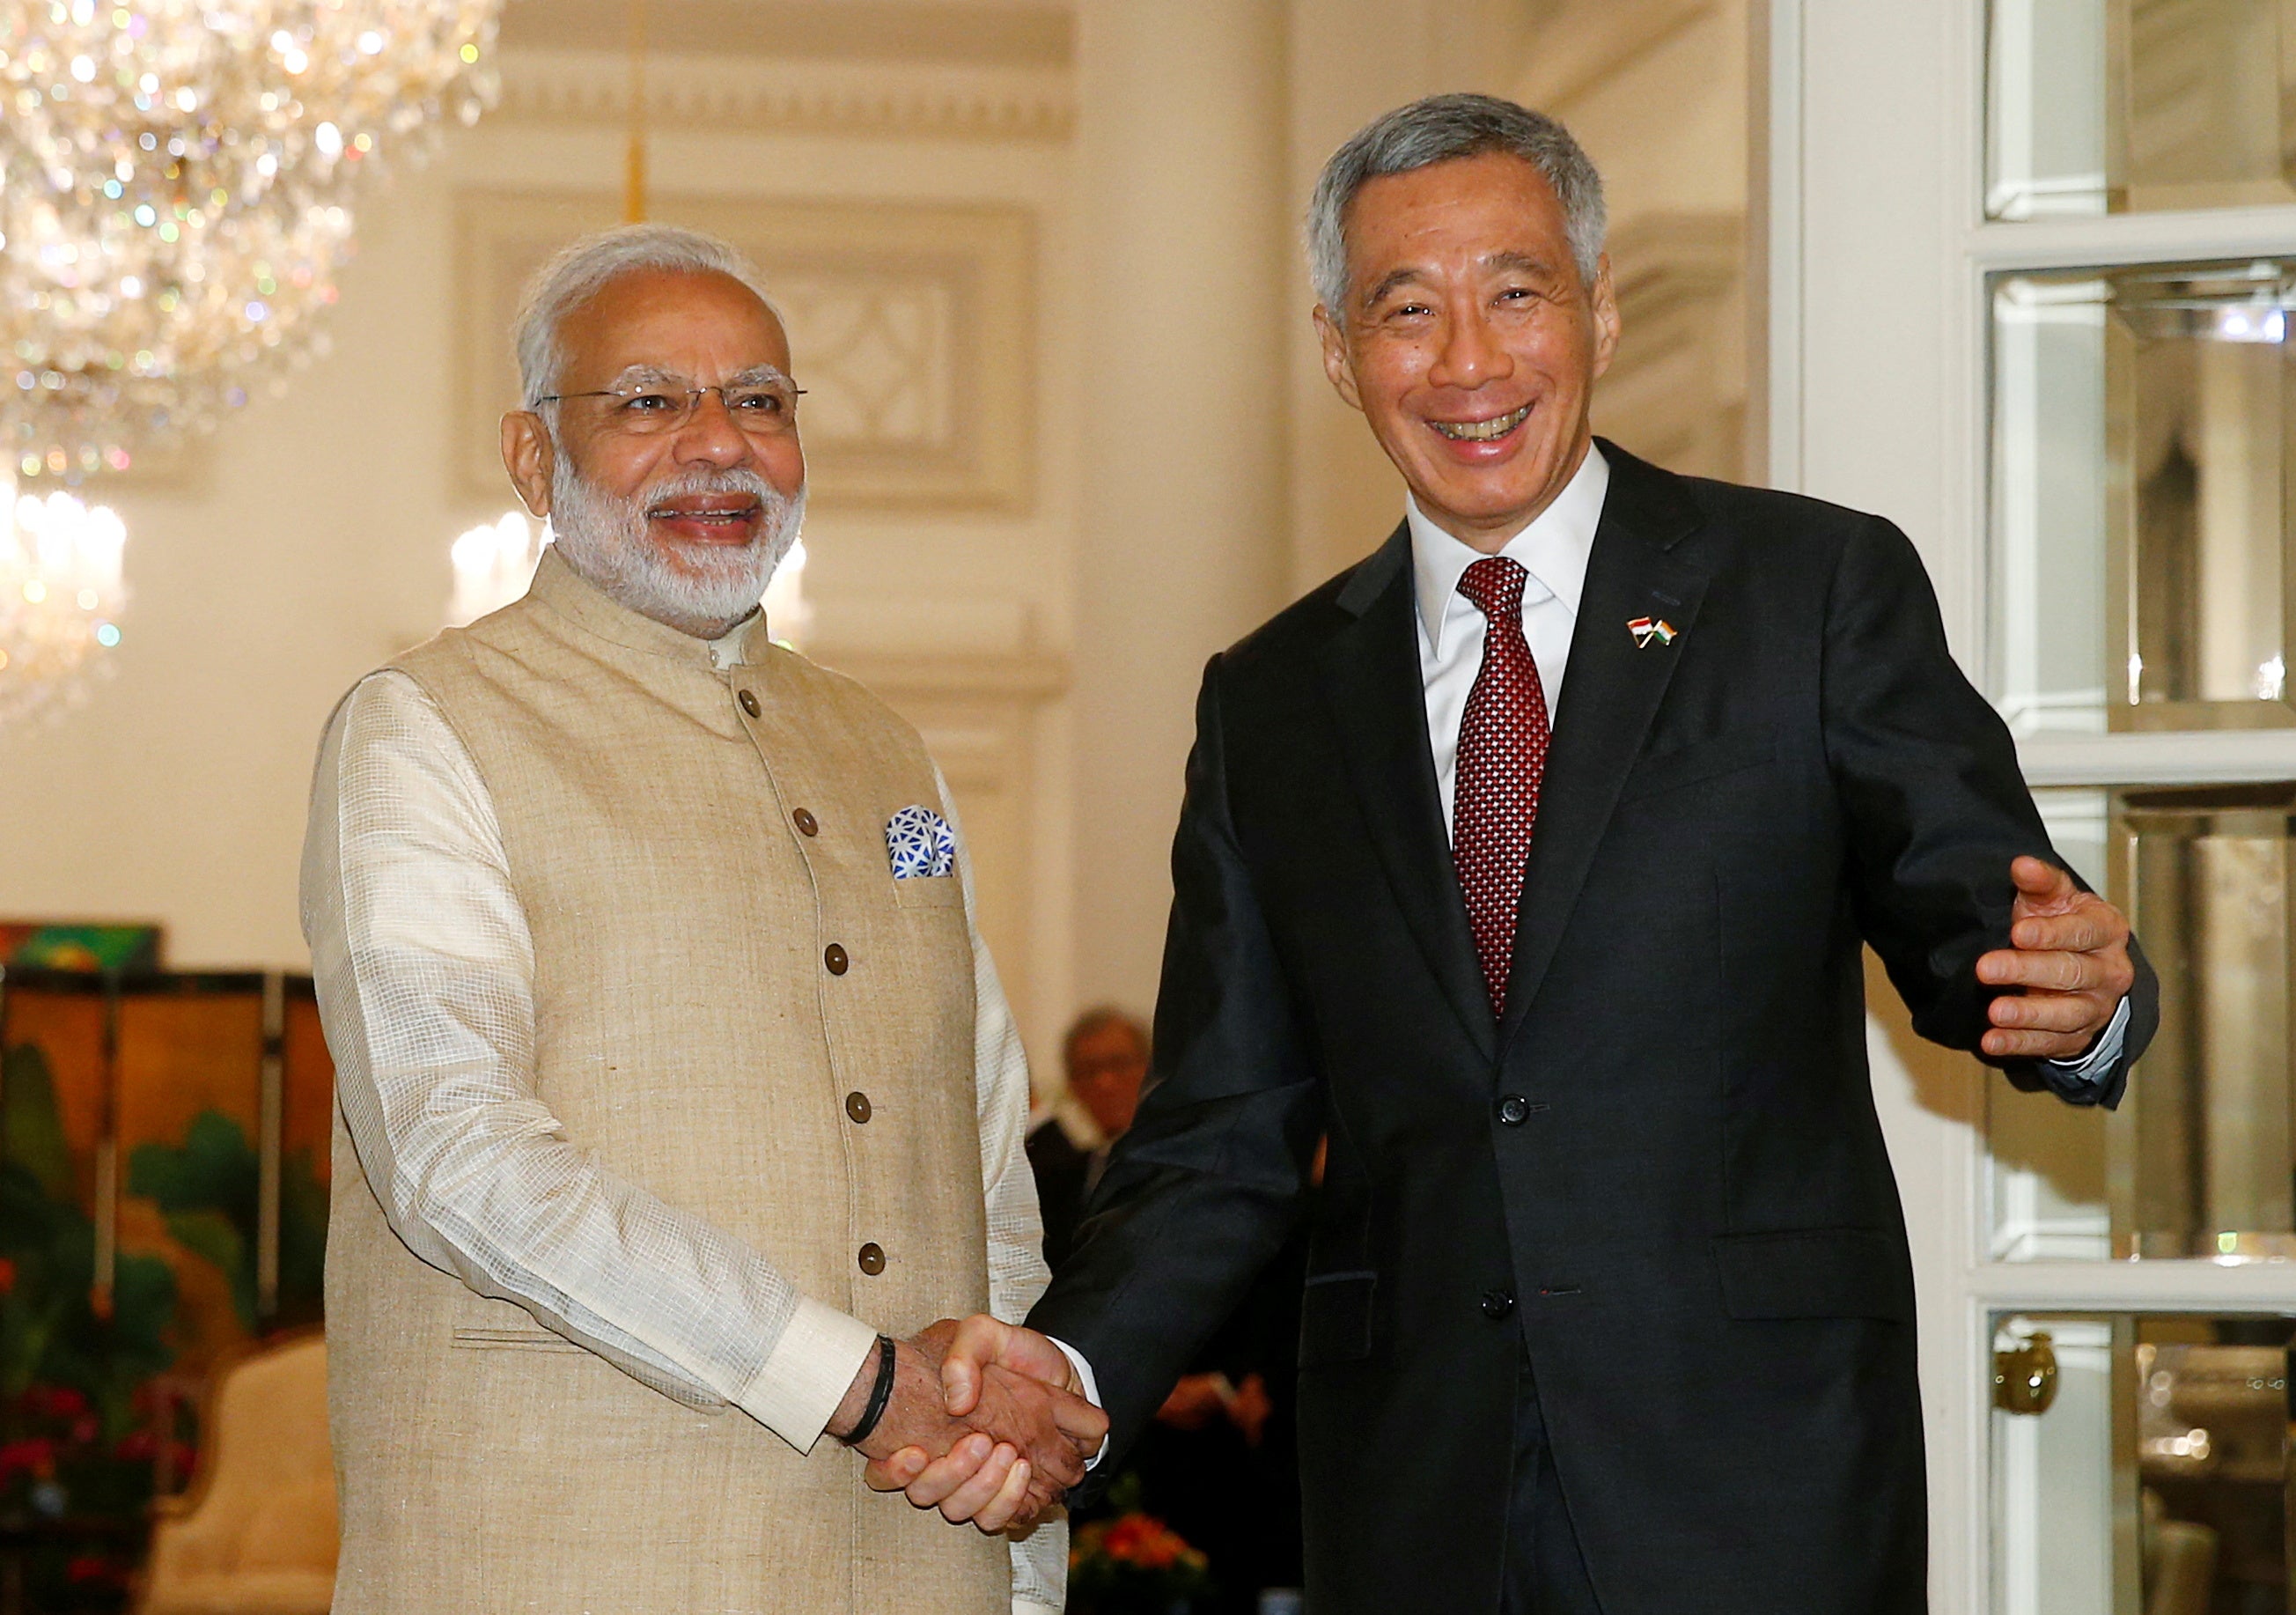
left=299, top=225, right=1104, bottom=1615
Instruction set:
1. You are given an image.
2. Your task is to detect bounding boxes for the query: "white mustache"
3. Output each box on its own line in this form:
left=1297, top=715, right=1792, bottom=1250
left=639, top=466, right=786, bottom=520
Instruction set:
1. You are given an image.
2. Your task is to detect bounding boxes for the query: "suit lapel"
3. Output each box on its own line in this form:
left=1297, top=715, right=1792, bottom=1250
left=1500, top=447, right=1714, bottom=1042
left=1318, top=525, right=1498, bottom=1061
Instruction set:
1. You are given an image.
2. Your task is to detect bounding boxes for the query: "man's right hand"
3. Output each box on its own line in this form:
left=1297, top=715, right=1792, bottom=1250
left=861, top=1315, right=1104, bottom=1528
left=834, top=1327, right=1101, bottom=1532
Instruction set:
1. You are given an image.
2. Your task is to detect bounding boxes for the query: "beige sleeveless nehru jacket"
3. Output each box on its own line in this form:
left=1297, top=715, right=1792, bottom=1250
left=301, top=552, right=1049, bottom=1615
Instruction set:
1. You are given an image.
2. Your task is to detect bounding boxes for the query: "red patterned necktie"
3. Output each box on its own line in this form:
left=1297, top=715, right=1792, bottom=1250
left=1453, top=556, right=1551, bottom=1014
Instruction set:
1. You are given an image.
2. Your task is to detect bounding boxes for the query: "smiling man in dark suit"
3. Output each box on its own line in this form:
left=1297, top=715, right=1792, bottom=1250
left=872, top=94, right=2154, bottom=1613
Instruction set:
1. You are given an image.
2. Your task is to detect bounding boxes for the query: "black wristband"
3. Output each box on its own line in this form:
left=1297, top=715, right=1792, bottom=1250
left=839, top=1335, right=899, bottom=1448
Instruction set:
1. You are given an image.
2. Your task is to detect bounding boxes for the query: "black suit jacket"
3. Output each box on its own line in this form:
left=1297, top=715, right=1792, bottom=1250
left=1026, top=1117, right=1093, bottom=1272
left=1028, top=445, right=2158, bottom=1614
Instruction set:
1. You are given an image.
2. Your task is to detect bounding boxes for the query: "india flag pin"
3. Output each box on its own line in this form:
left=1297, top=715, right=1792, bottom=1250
left=1627, top=616, right=1677, bottom=649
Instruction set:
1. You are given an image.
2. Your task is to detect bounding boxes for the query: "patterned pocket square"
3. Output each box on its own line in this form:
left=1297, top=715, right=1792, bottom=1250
left=886, top=805, right=958, bottom=880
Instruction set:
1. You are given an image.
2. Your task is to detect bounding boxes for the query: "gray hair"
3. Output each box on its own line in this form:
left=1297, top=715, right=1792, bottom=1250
left=1306, top=92, right=1607, bottom=314
left=512, top=224, right=780, bottom=409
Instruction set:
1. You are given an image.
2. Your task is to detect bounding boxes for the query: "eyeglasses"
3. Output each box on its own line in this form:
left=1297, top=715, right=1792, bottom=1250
left=535, top=370, right=805, bottom=437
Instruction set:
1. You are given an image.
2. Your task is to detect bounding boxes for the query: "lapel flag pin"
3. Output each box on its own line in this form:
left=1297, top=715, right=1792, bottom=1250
left=1627, top=616, right=1677, bottom=649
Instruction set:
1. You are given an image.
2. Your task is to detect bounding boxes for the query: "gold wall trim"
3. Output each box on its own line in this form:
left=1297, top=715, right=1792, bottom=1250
left=500, top=0, right=1073, bottom=70
left=496, top=48, right=1076, bottom=142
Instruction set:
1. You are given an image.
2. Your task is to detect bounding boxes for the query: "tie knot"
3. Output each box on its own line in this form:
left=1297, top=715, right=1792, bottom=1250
left=1458, top=555, right=1527, bottom=620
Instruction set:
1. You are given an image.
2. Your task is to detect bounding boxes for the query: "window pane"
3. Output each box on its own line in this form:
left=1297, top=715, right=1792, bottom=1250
left=2119, top=785, right=2296, bottom=1258
left=1989, top=0, right=2296, bottom=218
left=1991, top=261, right=2296, bottom=737
left=1988, top=786, right=2296, bottom=1261
left=1991, top=1313, right=2296, bottom=1614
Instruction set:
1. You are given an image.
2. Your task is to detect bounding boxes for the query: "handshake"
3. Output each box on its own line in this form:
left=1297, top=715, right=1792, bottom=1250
left=830, top=1316, right=1105, bottom=1533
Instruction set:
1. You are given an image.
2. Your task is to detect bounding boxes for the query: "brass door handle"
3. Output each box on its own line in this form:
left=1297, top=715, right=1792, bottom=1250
left=1994, top=1331, right=2059, bottom=1415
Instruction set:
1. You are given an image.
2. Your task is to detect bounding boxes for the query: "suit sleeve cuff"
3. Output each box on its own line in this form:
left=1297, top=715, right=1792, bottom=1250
left=2039, top=995, right=2130, bottom=1095
left=734, top=1297, right=879, bottom=1453
left=1049, top=1336, right=1109, bottom=1469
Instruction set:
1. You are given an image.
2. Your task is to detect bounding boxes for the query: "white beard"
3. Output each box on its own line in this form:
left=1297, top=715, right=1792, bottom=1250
left=547, top=458, right=806, bottom=635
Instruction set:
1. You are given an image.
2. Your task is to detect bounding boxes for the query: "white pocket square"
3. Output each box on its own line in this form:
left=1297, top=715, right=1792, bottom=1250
left=886, top=805, right=957, bottom=879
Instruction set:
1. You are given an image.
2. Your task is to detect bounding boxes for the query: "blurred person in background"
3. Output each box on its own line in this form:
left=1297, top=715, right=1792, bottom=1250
left=1027, top=1007, right=1150, bottom=1269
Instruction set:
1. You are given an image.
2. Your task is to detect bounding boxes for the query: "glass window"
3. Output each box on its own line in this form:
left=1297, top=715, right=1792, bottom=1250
left=2117, top=784, right=2296, bottom=1258
left=1988, top=786, right=2296, bottom=1261
left=1990, top=0, right=2296, bottom=218
left=1991, top=1312, right=2296, bottom=1613
left=1991, top=260, right=2296, bottom=737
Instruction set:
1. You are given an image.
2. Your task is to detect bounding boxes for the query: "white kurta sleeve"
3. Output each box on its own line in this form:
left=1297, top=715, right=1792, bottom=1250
left=931, top=766, right=1067, bottom=1613
left=300, top=671, right=876, bottom=1453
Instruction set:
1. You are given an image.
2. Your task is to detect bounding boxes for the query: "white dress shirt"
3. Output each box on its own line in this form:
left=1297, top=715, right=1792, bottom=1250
left=1409, top=444, right=1611, bottom=829
left=302, top=631, right=1064, bottom=1614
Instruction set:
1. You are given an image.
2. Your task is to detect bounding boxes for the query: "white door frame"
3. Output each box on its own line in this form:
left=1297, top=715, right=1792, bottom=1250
left=1764, top=2, right=2296, bottom=1606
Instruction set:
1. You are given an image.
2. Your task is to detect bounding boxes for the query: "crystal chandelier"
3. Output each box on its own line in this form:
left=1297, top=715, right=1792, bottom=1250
left=0, top=0, right=502, bottom=481
left=0, top=470, right=127, bottom=725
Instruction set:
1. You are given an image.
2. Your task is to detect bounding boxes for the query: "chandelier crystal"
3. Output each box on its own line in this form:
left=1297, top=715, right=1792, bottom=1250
left=0, top=0, right=500, bottom=480
left=0, top=470, right=128, bottom=725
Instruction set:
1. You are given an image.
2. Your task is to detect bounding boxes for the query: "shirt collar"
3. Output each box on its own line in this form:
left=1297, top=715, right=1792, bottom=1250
left=1408, top=443, right=1609, bottom=657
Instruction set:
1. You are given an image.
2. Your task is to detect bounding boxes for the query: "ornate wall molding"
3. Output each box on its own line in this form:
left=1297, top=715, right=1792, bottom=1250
left=497, top=48, right=1075, bottom=143
left=455, top=188, right=1038, bottom=512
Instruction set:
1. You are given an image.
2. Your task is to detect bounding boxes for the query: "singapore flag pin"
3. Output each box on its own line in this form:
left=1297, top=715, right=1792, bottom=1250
left=1627, top=616, right=1677, bottom=649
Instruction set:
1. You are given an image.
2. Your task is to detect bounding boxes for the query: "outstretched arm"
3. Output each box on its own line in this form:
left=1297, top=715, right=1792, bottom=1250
left=1820, top=517, right=2155, bottom=1099
left=874, top=657, right=1325, bottom=1524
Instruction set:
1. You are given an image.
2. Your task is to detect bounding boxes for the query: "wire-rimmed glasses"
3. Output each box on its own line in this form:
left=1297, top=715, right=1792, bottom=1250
left=535, top=367, right=805, bottom=437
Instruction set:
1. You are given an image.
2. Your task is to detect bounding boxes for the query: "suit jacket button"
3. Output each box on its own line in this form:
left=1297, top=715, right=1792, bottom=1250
left=845, top=1091, right=872, bottom=1124
left=793, top=808, right=819, bottom=837
left=857, top=1242, right=887, bottom=1276
left=824, top=943, right=849, bottom=975
left=738, top=689, right=762, bottom=719
left=1497, top=1094, right=1530, bottom=1126
left=1481, top=1290, right=1515, bottom=1321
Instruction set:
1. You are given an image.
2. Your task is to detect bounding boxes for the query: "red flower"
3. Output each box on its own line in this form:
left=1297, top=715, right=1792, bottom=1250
left=0, top=1438, right=57, bottom=1480
left=23, top=1385, right=89, bottom=1421
left=1078, top=1510, right=1205, bottom=1574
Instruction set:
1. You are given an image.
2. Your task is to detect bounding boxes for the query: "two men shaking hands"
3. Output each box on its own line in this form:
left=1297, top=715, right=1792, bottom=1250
left=306, top=89, right=2145, bottom=1615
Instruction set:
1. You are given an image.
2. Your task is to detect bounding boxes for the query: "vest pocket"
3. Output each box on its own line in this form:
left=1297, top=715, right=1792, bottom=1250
left=1298, top=1269, right=1378, bottom=1368
left=449, top=1325, right=587, bottom=1353
left=892, top=873, right=963, bottom=910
